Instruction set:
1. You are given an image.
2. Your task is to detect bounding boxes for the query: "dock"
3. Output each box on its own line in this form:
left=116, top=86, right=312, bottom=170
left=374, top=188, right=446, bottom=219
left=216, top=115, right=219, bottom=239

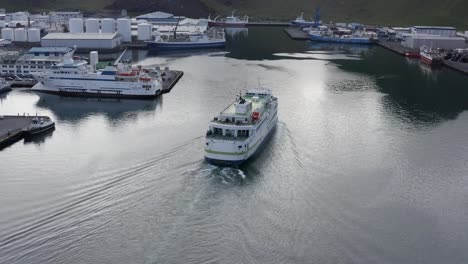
left=377, top=40, right=415, bottom=56
left=247, top=22, right=290, bottom=27
left=161, top=70, right=184, bottom=93
left=284, top=27, right=309, bottom=40
left=443, top=60, right=468, bottom=75
left=0, top=115, right=46, bottom=150
left=123, top=43, right=148, bottom=49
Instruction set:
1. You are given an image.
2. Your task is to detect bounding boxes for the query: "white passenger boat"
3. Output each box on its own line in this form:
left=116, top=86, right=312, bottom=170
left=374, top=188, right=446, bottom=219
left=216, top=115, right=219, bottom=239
left=24, top=116, right=55, bottom=136
left=205, top=88, right=278, bottom=165
left=31, top=53, right=163, bottom=99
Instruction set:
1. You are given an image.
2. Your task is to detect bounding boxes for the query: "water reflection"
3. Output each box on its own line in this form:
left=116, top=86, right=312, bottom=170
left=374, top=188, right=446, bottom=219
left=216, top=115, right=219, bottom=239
left=224, top=28, right=248, bottom=39
left=308, top=42, right=375, bottom=56
left=226, top=27, right=308, bottom=60
left=34, top=93, right=163, bottom=122
left=335, top=48, right=468, bottom=126
left=23, top=128, right=55, bottom=145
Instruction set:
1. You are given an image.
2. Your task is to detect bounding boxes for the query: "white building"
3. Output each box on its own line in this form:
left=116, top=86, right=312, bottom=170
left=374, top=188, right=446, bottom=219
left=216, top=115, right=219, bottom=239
left=0, top=47, right=75, bottom=75
left=41, top=33, right=123, bottom=50
left=5, top=12, right=29, bottom=22
left=402, top=35, right=466, bottom=49
left=49, top=11, right=82, bottom=24
left=411, top=26, right=457, bottom=37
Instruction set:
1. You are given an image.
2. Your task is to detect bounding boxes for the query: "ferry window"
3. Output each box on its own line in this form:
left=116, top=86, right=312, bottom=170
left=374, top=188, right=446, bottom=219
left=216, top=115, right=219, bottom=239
left=214, top=127, right=223, bottom=135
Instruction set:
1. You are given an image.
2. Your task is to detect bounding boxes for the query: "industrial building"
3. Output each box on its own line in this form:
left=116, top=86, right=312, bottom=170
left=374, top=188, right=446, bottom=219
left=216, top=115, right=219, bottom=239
left=41, top=33, right=123, bottom=50
left=0, top=47, right=74, bottom=75
left=136, top=11, right=185, bottom=25
left=402, top=35, right=466, bottom=50
left=411, top=26, right=457, bottom=37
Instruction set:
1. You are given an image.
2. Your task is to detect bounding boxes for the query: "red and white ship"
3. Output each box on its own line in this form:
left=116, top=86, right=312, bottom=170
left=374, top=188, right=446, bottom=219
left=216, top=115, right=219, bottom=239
left=419, top=46, right=443, bottom=65
left=209, top=11, right=249, bottom=27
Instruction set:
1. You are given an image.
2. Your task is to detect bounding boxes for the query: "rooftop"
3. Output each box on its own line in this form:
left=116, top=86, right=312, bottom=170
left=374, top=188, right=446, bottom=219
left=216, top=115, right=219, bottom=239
left=136, top=11, right=174, bottom=20
left=26, top=47, right=74, bottom=54
left=42, top=33, right=120, bottom=40
left=413, top=26, right=456, bottom=30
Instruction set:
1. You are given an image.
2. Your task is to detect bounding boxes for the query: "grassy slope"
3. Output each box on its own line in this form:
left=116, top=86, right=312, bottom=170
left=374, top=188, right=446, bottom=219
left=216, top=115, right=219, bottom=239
left=1, top=0, right=466, bottom=28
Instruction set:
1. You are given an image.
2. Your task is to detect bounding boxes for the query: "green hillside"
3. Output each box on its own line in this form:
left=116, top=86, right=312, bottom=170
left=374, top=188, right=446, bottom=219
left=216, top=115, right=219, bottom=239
left=0, top=0, right=467, bottom=28
left=202, top=0, right=468, bottom=28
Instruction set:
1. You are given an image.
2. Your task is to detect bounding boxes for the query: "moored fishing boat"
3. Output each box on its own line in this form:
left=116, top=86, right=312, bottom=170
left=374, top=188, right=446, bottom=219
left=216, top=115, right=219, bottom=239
left=205, top=88, right=278, bottom=165
left=147, top=30, right=226, bottom=51
left=0, top=78, right=11, bottom=94
left=290, top=12, right=315, bottom=27
left=209, top=11, right=249, bottom=27
left=405, top=51, right=420, bottom=58
left=419, top=46, right=443, bottom=65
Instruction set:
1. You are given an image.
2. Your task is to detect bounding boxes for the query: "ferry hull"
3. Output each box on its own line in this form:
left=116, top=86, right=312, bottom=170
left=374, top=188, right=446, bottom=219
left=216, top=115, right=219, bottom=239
left=32, top=89, right=161, bottom=100
left=31, top=81, right=162, bottom=100
left=147, top=41, right=226, bottom=51
left=205, top=115, right=278, bottom=166
left=309, top=33, right=376, bottom=44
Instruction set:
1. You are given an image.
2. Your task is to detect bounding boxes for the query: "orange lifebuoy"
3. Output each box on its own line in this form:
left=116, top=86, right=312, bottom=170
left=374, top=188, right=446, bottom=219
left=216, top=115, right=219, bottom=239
left=251, top=111, right=260, bottom=121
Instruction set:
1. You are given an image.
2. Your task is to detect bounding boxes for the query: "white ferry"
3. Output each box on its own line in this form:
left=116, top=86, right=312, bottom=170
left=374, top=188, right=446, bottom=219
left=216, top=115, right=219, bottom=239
left=31, top=53, right=163, bottom=99
left=205, top=89, right=278, bottom=165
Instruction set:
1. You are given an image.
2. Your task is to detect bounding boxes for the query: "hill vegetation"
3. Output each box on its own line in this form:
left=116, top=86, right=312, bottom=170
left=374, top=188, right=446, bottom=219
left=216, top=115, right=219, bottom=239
left=0, top=0, right=467, bottom=28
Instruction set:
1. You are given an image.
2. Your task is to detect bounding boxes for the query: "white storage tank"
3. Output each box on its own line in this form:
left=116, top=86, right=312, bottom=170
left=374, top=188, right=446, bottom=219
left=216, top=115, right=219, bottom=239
left=14, top=28, right=27, bottom=42
left=85, top=18, right=99, bottom=33
left=137, top=23, right=152, bottom=41
left=116, top=18, right=131, bottom=42
left=101, top=18, right=115, bottom=33
left=27, top=28, right=40, bottom=42
left=1, top=28, right=14, bottom=41
left=69, top=18, right=84, bottom=33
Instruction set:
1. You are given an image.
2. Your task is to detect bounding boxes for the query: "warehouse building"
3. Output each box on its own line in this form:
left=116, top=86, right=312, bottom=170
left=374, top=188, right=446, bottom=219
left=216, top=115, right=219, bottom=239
left=411, top=26, right=457, bottom=37
left=402, top=35, right=466, bottom=50
left=41, top=33, right=122, bottom=50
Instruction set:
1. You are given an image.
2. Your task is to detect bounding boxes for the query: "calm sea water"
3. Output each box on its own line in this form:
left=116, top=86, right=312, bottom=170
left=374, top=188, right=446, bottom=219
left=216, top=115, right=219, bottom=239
left=1, top=27, right=468, bottom=264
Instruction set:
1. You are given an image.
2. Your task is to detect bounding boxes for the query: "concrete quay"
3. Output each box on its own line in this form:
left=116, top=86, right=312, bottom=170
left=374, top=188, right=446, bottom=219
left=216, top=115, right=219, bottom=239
left=0, top=115, right=47, bottom=150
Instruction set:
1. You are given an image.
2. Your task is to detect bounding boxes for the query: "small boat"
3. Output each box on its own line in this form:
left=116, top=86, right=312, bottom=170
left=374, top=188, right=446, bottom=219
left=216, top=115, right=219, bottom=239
left=10, top=76, right=37, bottom=87
left=0, top=78, right=12, bottom=94
left=405, top=51, right=420, bottom=58
left=205, top=88, right=278, bottom=165
left=147, top=31, right=226, bottom=51
left=24, top=116, right=55, bottom=136
left=209, top=11, right=249, bottom=27
left=290, top=12, right=315, bottom=27
left=308, top=30, right=377, bottom=44
left=420, top=46, right=443, bottom=65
